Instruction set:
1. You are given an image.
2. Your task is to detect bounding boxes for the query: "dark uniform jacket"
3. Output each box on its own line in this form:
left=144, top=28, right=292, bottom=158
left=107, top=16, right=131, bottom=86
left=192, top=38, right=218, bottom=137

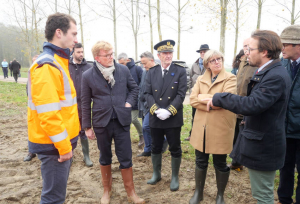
left=81, top=61, right=139, bottom=129
left=281, top=58, right=300, bottom=139
left=212, top=59, right=291, bottom=171
left=11, top=60, right=21, bottom=74
left=69, top=57, right=92, bottom=118
left=145, top=62, right=187, bottom=128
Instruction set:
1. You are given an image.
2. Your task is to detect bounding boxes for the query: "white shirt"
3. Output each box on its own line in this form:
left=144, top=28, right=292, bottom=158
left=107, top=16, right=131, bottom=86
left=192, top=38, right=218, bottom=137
left=161, top=64, right=171, bottom=77
left=291, top=57, right=300, bottom=66
left=257, top=60, right=273, bottom=73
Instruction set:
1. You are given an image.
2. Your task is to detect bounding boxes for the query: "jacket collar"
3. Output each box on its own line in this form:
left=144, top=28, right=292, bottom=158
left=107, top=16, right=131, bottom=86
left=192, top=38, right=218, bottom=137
left=126, top=58, right=136, bottom=69
left=69, top=56, right=88, bottom=65
left=200, top=67, right=226, bottom=86
left=255, top=58, right=281, bottom=76
left=43, top=42, right=71, bottom=59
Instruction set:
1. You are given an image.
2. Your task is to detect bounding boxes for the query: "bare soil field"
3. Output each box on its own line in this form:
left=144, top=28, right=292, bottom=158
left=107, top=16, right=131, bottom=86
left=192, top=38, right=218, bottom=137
left=0, top=103, right=279, bottom=204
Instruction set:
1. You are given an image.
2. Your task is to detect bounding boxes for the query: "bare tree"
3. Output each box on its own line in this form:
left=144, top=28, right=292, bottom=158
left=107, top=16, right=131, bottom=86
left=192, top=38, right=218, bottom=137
left=78, top=0, right=84, bottom=48
left=220, top=0, right=229, bottom=55
left=274, top=0, right=300, bottom=25
left=148, top=0, right=154, bottom=53
left=157, top=0, right=162, bottom=41
left=254, top=0, right=267, bottom=29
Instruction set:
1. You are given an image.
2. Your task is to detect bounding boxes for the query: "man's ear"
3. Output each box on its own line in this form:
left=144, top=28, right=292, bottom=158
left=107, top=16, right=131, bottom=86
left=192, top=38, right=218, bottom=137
left=55, top=29, right=62, bottom=39
left=261, top=49, right=268, bottom=58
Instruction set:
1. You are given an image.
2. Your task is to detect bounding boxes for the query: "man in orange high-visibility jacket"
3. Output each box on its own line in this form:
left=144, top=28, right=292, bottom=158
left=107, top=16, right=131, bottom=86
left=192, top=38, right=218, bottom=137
left=27, top=13, right=80, bottom=204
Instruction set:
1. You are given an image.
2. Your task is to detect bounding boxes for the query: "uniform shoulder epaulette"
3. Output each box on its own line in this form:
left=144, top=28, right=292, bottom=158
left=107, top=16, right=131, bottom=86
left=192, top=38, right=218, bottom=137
left=173, top=62, right=185, bottom=68
left=149, top=64, right=160, bottom=69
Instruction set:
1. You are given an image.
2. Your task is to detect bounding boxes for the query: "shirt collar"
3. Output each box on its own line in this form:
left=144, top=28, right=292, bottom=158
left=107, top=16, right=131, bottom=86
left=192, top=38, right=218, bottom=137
left=257, top=60, right=273, bottom=72
left=291, top=57, right=300, bottom=65
left=161, top=63, right=171, bottom=71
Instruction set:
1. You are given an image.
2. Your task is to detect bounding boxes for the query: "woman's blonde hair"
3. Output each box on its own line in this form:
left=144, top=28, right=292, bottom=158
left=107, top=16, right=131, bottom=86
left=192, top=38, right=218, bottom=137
left=203, top=49, right=224, bottom=70
left=91, top=41, right=113, bottom=58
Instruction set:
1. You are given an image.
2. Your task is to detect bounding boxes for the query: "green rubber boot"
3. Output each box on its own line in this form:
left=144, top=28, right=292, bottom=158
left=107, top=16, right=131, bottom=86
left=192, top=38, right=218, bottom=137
left=189, top=167, right=207, bottom=204
left=147, top=153, right=162, bottom=185
left=170, top=156, right=181, bottom=191
left=215, top=168, right=230, bottom=204
left=81, top=138, right=93, bottom=167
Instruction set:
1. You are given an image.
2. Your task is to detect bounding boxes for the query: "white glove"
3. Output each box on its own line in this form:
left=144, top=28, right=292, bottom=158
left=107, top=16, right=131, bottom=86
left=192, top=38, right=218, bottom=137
left=156, top=109, right=171, bottom=120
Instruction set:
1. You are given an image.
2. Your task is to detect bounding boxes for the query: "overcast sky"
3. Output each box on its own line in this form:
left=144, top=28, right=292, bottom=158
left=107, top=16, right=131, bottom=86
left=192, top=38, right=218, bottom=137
left=1, top=0, right=299, bottom=67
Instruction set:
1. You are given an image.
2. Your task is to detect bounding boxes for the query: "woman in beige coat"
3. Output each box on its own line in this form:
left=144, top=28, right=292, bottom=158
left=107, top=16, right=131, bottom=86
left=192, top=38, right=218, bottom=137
left=189, top=50, right=237, bottom=204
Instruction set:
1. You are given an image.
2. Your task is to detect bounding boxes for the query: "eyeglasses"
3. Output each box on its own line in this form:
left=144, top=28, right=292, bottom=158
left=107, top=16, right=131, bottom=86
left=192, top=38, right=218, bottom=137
left=282, top=43, right=296, bottom=49
left=97, top=52, right=114, bottom=59
left=247, top=47, right=259, bottom=53
left=209, top=57, right=222, bottom=64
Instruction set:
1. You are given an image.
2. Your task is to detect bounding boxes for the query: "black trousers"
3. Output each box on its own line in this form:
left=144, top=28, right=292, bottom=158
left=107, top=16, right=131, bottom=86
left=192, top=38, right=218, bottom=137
left=13, top=73, right=18, bottom=82
left=93, top=119, right=132, bottom=169
left=189, top=107, right=196, bottom=136
left=151, top=127, right=182, bottom=158
left=232, top=118, right=243, bottom=166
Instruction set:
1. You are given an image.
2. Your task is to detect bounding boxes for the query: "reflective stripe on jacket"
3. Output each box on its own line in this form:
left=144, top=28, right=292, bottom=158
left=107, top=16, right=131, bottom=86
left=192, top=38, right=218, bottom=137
left=27, top=42, right=80, bottom=155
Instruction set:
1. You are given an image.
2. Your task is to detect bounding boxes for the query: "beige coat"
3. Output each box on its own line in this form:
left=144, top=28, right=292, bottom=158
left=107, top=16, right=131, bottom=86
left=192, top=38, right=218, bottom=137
left=189, top=68, right=237, bottom=154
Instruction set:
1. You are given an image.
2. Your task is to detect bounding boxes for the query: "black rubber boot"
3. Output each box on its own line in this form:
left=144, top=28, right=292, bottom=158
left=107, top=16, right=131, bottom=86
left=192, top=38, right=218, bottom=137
left=170, top=156, right=181, bottom=191
left=189, top=167, right=207, bottom=204
left=147, top=153, right=162, bottom=185
left=81, top=138, right=93, bottom=167
left=215, top=169, right=230, bottom=204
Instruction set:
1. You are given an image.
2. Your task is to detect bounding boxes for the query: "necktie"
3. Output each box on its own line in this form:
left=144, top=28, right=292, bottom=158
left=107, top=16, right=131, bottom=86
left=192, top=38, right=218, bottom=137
left=163, top=69, right=168, bottom=78
left=292, top=61, right=297, bottom=69
left=291, top=61, right=298, bottom=79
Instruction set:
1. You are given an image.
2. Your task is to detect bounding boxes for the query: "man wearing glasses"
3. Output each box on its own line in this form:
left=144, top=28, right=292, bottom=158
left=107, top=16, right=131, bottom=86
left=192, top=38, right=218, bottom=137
left=81, top=41, right=144, bottom=204
left=203, top=30, right=291, bottom=203
left=277, top=24, right=300, bottom=204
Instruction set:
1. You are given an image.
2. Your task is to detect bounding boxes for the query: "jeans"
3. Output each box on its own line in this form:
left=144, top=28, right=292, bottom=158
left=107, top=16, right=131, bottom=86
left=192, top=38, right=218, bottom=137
left=278, top=138, right=300, bottom=204
left=248, top=168, right=276, bottom=204
left=93, top=119, right=132, bottom=169
left=142, top=112, right=151, bottom=152
left=131, top=110, right=143, bottom=137
left=38, top=154, right=72, bottom=204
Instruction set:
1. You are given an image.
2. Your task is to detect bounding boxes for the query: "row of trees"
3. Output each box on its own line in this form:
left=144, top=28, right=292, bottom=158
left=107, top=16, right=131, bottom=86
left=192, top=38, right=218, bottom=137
left=1, top=0, right=299, bottom=66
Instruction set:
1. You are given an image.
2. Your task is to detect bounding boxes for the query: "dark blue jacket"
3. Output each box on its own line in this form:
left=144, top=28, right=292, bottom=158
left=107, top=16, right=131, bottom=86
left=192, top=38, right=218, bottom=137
left=126, top=58, right=143, bottom=110
left=281, top=58, right=300, bottom=139
left=213, top=59, right=291, bottom=171
left=138, top=70, right=149, bottom=117
left=81, top=61, right=139, bottom=128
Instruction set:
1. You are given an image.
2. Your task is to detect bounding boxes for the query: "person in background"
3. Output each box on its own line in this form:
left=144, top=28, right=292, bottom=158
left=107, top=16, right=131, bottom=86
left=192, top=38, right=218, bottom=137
left=189, top=49, right=236, bottom=204
left=204, top=30, right=291, bottom=204
left=118, top=52, right=144, bottom=149
left=185, top=44, right=209, bottom=141
left=231, top=49, right=244, bottom=75
left=11, top=59, right=21, bottom=82
left=1, top=59, right=9, bottom=79
left=228, top=38, right=257, bottom=171
left=81, top=41, right=144, bottom=204
left=69, top=42, right=93, bottom=167
left=277, top=24, right=300, bottom=204
left=9, top=61, right=12, bottom=77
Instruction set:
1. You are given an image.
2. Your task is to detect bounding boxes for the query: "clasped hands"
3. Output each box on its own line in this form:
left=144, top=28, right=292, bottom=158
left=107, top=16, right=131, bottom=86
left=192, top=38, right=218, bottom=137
left=201, top=97, right=217, bottom=111
left=155, top=108, right=171, bottom=120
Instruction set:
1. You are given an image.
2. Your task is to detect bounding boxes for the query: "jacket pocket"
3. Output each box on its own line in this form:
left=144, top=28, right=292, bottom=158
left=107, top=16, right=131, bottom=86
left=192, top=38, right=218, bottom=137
left=114, top=106, right=132, bottom=126
left=240, top=129, right=264, bottom=161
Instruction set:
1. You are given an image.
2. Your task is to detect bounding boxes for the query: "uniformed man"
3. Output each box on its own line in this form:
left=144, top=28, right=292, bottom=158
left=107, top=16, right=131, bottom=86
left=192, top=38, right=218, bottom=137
left=145, top=39, right=187, bottom=191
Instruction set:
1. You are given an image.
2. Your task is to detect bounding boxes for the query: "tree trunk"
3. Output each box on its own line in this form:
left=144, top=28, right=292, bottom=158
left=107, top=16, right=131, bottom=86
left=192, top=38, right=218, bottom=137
left=177, top=0, right=180, bottom=59
left=291, top=0, right=295, bottom=25
left=78, top=0, right=84, bottom=50
left=233, top=0, right=239, bottom=57
left=69, top=0, right=71, bottom=14
left=113, top=0, right=117, bottom=59
left=257, top=0, right=262, bottom=29
left=157, top=0, right=162, bottom=41
left=149, top=0, right=153, bottom=54
left=23, top=0, right=31, bottom=65
left=219, top=0, right=228, bottom=55
left=55, top=0, right=57, bottom=12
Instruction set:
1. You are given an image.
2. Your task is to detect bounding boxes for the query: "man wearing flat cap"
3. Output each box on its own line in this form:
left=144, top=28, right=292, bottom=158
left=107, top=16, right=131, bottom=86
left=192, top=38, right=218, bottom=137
left=277, top=24, right=300, bottom=204
left=144, top=39, right=187, bottom=191
left=185, top=44, right=209, bottom=141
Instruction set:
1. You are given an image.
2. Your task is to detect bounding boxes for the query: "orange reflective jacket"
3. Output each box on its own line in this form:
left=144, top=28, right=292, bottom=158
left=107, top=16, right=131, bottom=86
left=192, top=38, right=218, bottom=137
left=27, top=42, right=80, bottom=155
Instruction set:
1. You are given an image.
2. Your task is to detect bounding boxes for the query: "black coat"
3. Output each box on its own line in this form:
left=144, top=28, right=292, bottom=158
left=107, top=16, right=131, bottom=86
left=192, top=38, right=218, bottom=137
left=69, top=58, right=92, bottom=118
left=11, top=60, right=21, bottom=74
left=213, top=59, right=291, bottom=171
left=145, top=63, right=187, bottom=128
left=81, top=61, right=139, bottom=129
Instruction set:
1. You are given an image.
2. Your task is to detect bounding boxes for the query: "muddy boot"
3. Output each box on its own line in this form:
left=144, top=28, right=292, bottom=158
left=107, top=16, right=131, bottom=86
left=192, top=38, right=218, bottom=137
left=81, top=138, right=93, bottom=167
left=215, top=169, right=230, bottom=204
left=147, top=153, right=162, bottom=185
left=138, top=135, right=144, bottom=149
left=170, top=156, right=181, bottom=191
left=121, top=167, right=145, bottom=204
left=189, top=167, right=207, bottom=204
left=100, top=165, right=112, bottom=204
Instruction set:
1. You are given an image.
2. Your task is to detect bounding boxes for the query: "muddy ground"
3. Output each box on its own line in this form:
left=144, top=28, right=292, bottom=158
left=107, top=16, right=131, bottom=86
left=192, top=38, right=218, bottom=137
left=0, top=104, right=279, bottom=204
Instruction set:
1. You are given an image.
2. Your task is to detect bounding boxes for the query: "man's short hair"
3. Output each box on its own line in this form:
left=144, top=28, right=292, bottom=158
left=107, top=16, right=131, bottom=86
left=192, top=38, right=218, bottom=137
left=91, top=41, right=113, bottom=58
left=117, top=53, right=128, bottom=60
left=140, top=51, right=154, bottom=60
left=251, top=30, right=282, bottom=59
left=74, top=43, right=83, bottom=50
left=45, top=13, right=77, bottom=42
